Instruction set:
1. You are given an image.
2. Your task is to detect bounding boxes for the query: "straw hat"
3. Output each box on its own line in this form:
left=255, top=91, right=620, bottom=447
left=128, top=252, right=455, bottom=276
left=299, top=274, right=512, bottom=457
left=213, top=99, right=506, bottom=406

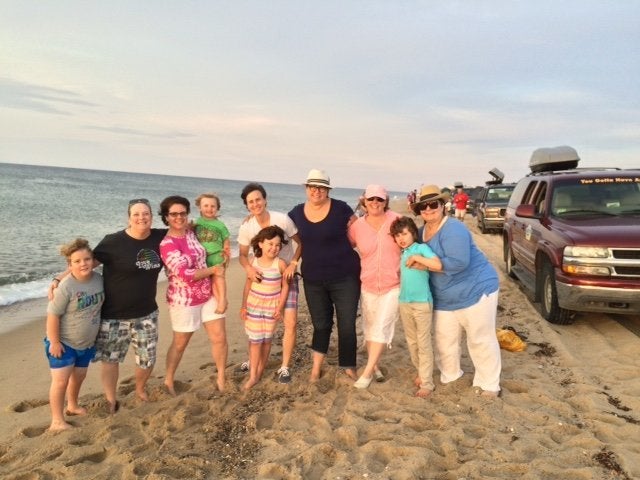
left=411, top=184, right=450, bottom=214
left=304, top=169, right=332, bottom=189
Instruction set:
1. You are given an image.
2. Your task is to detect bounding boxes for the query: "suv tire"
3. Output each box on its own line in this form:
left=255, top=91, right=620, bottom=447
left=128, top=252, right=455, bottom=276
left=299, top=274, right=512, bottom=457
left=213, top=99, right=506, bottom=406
left=539, top=260, right=574, bottom=325
left=504, top=241, right=516, bottom=279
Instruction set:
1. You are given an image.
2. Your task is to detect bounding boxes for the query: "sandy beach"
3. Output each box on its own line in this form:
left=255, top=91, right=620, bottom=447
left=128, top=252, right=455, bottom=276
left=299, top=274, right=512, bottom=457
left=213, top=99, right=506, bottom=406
left=1, top=201, right=639, bottom=479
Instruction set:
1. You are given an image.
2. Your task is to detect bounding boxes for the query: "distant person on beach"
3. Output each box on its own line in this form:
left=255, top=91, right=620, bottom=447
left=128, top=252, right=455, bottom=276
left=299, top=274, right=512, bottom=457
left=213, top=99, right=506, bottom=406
left=159, top=195, right=228, bottom=394
left=50, top=199, right=167, bottom=413
left=240, top=226, right=290, bottom=390
left=288, top=169, right=361, bottom=382
left=237, top=182, right=301, bottom=384
left=412, top=185, right=501, bottom=397
left=347, top=184, right=401, bottom=389
left=390, top=216, right=441, bottom=398
left=46, top=238, right=104, bottom=430
left=452, top=185, right=469, bottom=220
left=194, top=193, right=231, bottom=314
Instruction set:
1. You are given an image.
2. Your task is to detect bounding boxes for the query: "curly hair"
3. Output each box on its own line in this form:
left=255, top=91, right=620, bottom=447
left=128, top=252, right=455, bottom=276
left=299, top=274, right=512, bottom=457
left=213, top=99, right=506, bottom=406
left=250, top=225, right=288, bottom=258
left=389, top=216, right=419, bottom=241
left=195, top=192, right=221, bottom=209
left=59, top=238, right=92, bottom=260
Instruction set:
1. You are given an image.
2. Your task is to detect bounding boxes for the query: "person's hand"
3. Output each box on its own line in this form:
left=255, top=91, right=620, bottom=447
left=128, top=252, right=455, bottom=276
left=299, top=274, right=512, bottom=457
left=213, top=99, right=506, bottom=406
left=48, top=341, right=64, bottom=358
left=245, top=265, right=262, bottom=283
left=283, top=262, right=297, bottom=281
left=47, top=279, right=60, bottom=301
left=273, top=308, right=282, bottom=321
left=240, top=307, right=247, bottom=321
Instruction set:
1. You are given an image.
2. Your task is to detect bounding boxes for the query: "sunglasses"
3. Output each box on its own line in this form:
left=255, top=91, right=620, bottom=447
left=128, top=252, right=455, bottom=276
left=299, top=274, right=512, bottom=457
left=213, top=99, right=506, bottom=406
left=418, top=200, right=442, bottom=211
left=366, top=196, right=385, bottom=202
left=167, top=211, right=188, bottom=218
left=129, top=198, right=150, bottom=206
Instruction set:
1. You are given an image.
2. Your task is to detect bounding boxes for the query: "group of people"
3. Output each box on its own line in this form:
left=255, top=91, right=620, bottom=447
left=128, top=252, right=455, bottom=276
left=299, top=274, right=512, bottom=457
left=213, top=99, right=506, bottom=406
left=44, top=169, right=503, bottom=431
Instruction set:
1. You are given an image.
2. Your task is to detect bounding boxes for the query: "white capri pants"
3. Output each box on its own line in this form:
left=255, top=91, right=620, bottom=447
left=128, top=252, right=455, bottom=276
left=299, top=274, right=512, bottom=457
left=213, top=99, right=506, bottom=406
left=434, top=290, right=501, bottom=392
left=360, top=288, right=400, bottom=345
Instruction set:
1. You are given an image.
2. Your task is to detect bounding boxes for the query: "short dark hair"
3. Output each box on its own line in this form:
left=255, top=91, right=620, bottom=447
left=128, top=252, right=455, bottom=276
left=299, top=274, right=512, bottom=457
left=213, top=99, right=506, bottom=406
left=250, top=225, right=288, bottom=258
left=241, top=182, right=267, bottom=206
left=159, top=195, right=190, bottom=226
left=390, top=216, right=419, bottom=241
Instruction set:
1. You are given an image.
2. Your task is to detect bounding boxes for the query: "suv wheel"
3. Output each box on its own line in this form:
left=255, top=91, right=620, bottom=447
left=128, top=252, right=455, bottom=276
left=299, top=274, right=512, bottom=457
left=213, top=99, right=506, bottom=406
left=539, top=260, right=574, bottom=325
left=504, top=242, right=516, bottom=278
left=478, top=217, right=487, bottom=234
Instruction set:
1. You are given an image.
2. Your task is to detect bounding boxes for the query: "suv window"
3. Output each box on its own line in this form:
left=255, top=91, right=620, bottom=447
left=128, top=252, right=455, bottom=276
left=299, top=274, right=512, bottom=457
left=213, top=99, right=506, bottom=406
left=551, top=180, right=640, bottom=217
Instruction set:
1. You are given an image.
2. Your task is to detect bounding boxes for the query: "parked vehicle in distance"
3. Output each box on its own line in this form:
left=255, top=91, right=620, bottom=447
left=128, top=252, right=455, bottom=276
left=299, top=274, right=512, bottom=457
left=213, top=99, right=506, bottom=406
left=503, top=145, right=640, bottom=324
left=475, top=183, right=516, bottom=233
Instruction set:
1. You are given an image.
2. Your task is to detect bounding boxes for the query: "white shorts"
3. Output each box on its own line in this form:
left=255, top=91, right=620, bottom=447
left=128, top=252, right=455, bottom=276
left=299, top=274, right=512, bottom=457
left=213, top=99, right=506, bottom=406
left=168, top=296, right=225, bottom=333
left=360, top=288, right=400, bottom=344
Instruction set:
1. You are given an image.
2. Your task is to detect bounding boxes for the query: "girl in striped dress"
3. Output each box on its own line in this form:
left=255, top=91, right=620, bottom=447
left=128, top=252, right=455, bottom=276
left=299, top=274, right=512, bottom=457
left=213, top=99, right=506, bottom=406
left=240, top=226, right=289, bottom=390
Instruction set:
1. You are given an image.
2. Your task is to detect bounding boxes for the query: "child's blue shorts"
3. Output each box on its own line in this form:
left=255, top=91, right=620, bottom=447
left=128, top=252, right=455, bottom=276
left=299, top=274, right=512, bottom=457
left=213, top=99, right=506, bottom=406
left=44, top=338, right=96, bottom=369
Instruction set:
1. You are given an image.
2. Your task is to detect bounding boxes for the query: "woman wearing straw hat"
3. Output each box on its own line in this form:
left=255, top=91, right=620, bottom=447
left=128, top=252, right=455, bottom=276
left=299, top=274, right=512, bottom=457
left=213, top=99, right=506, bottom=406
left=288, top=169, right=361, bottom=382
left=411, top=185, right=502, bottom=397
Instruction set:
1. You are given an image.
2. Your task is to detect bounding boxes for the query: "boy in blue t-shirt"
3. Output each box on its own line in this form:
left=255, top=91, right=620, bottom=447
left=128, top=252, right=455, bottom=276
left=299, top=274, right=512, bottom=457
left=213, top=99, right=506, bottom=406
left=390, top=217, right=442, bottom=398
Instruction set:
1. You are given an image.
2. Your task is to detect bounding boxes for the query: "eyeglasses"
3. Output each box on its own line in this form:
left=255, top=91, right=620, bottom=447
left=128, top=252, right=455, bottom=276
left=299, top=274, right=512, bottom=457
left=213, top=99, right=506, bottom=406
left=366, top=197, right=385, bottom=203
left=418, top=200, right=441, bottom=211
left=129, top=198, right=150, bottom=206
left=167, top=211, right=188, bottom=218
left=306, top=185, right=328, bottom=192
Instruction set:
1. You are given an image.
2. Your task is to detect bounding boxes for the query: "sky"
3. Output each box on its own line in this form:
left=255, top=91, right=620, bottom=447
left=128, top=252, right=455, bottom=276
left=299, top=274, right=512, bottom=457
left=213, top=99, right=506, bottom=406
left=1, top=1, right=639, bottom=191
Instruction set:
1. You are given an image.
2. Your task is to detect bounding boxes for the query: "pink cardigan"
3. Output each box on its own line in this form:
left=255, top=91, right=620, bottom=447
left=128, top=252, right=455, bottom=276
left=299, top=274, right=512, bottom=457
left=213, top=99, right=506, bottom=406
left=348, top=210, right=401, bottom=295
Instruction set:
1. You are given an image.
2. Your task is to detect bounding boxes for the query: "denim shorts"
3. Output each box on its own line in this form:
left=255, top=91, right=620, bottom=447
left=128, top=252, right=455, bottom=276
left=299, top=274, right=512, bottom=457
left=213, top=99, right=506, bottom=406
left=44, top=338, right=96, bottom=369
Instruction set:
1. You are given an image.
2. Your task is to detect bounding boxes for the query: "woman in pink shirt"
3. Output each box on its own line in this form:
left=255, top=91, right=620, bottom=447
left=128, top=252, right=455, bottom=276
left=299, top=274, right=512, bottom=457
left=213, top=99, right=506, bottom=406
left=348, top=185, right=401, bottom=388
left=159, top=195, right=228, bottom=394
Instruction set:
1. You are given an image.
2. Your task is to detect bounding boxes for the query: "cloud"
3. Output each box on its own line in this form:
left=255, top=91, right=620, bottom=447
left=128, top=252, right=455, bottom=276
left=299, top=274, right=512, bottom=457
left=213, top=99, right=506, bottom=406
left=83, top=125, right=195, bottom=139
left=0, top=77, right=97, bottom=115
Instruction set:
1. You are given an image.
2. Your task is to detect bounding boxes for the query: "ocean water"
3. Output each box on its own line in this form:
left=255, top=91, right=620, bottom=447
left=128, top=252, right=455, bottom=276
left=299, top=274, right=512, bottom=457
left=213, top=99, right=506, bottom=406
left=0, top=163, right=402, bottom=307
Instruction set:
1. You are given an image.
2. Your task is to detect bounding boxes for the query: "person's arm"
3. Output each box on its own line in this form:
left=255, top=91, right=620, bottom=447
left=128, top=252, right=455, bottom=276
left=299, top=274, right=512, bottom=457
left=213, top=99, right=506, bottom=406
left=274, top=259, right=290, bottom=320
left=45, top=313, right=64, bottom=358
left=406, top=253, right=443, bottom=272
left=160, top=239, right=216, bottom=282
left=239, top=244, right=262, bottom=283
left=283, top=233, right=302, bottom=281
left=222, top=238, right=231, bottom=267
left=240, top=277, right=252, bottom=321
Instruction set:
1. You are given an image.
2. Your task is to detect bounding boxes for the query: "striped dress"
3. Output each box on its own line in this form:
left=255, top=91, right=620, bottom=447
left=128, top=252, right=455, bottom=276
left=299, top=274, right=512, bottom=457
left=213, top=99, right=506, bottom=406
left=245, top=257, right=282, bottom=343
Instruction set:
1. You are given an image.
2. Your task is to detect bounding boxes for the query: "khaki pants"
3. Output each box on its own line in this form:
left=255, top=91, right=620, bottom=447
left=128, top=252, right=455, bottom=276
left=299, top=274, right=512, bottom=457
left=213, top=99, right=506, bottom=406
left=399, top=302, right=434, bottom=391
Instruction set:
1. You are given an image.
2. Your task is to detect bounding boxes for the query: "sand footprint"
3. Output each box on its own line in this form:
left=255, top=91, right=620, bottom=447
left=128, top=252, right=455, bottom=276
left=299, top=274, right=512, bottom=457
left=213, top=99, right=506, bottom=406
left=9, top=398, right=48, bottom=413
left=20, top=425, right=48, bottom=438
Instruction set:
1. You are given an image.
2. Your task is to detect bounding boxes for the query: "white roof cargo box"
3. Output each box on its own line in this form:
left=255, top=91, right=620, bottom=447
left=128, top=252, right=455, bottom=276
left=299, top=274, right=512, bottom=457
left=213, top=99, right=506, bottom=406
left=529, top=146, right=580, bottom=173
left=488, top=167, right=504, bottom=184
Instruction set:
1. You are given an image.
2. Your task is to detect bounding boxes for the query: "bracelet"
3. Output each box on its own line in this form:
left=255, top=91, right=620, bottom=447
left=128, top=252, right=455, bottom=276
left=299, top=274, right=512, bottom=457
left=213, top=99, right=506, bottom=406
left=52, top=277, right=61, bottom=284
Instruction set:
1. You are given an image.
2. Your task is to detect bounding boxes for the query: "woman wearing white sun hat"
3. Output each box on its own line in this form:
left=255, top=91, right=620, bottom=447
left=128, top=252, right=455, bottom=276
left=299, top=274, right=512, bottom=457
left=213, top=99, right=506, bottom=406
left=288, top=169, right=361, bottom=382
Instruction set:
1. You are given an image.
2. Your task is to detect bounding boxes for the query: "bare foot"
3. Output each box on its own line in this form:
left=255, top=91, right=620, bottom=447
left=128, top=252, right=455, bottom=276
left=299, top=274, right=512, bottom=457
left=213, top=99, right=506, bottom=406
left=344, top=368, right=358, bottom=381
left=415, top=388, right=433, bottom=398
left=136, top=390, right=149, bottom=402
left=414, top=376, right=422, bottom=388
left=108, top=400, right=120, bottom=414
left=243, top=377, right=258, bottom=391
left=49, top=420, right=73, bottom=431
left=164, top=382, right=176, bottom=396
left=65, top=406, right=87, bottom=416
left=309, top=369, right=322, bottom=383
left=216, top=375, right=226, bottom=392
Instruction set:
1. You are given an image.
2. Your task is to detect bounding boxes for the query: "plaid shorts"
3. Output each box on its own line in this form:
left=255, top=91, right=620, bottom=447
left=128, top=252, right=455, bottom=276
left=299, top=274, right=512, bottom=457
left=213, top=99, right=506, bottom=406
left=284, top=274, right=299, bottom=310
left=93, top=310, right=158, bottom=368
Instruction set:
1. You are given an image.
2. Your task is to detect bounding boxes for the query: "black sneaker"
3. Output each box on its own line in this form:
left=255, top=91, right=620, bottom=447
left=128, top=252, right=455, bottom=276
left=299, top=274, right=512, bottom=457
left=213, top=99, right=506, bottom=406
left=277, top=366, right=291, bottom=384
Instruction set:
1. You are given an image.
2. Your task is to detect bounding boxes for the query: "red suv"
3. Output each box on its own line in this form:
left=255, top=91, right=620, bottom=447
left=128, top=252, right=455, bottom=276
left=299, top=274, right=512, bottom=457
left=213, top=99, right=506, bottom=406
left=503, top=146, right=640, bottom=324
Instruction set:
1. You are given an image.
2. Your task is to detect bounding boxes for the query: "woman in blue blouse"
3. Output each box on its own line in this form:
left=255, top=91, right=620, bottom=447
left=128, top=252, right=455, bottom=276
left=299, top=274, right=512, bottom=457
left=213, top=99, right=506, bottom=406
left=413, top=185, right=502, bottom=397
